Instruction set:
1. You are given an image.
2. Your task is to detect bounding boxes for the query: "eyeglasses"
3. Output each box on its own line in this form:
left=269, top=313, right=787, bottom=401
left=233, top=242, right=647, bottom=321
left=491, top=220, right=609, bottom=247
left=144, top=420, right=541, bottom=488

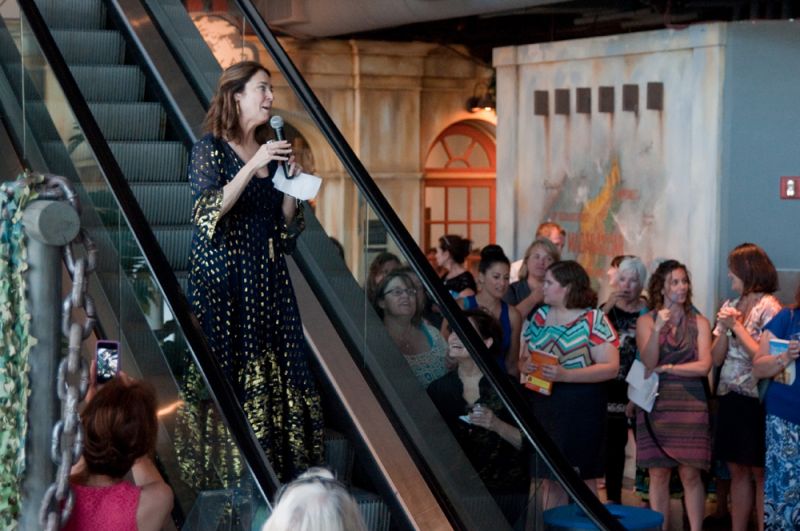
left=383, top=287, right=417, bottom=298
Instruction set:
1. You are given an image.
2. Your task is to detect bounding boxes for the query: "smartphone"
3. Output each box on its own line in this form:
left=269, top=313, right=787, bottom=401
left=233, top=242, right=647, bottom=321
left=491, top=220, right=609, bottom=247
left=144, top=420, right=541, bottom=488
left=95, top=340, right=120, bottom=384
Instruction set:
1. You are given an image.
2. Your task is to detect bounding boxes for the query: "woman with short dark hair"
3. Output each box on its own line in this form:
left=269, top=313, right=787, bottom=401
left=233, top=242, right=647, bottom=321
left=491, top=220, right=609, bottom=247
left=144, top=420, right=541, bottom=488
left=519, top=260, right=619, bottom=509
left=710, top=243, right=781, bottom=531
left=64, top=376, right=173, bottom=531
left=636, top=260, right=712, bottom=531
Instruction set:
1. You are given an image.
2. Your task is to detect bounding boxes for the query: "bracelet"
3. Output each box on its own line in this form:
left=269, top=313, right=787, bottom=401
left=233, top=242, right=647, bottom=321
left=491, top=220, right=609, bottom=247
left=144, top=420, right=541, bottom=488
left=777, top=356, right=787, bottom=369
left=664, top=363, right=674, bottom=373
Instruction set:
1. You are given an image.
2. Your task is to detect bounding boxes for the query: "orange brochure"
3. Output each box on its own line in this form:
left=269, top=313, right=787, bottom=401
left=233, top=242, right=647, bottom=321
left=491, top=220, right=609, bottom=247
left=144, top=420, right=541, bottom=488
left=524, top=349, right=559, bottom=396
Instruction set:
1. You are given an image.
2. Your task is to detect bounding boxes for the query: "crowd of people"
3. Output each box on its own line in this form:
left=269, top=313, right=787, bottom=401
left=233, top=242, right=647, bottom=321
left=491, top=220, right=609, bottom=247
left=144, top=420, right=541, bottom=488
left=366, top=222, right=800, bottom=531
left=61, top=59, right=797, bottom=530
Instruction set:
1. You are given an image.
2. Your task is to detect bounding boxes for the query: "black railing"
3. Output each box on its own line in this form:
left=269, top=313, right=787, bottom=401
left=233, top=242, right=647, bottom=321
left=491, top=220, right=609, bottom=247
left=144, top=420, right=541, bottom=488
left=17, top=0, right=281, bottom=503
left=233, top=1, right=625, bottom=529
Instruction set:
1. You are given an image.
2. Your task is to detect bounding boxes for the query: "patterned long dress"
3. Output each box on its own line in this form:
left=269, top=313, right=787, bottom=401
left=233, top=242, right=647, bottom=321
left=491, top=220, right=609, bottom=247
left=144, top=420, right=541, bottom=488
left=636, top=310, right=710, bottom=470
left=178, top=133, right=323, bottom=484
left=522, top=306, right=619, bottom=479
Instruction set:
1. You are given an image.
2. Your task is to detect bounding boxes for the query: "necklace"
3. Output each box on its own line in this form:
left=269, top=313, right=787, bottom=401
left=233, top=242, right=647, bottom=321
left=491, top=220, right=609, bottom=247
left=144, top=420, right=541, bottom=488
left=389, top=323, right=416, bottom=355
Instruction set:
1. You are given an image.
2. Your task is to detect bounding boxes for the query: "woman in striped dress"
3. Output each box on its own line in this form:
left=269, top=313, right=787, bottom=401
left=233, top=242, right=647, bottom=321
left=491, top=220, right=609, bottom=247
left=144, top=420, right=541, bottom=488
left=636, top=260, right=712, bottom=531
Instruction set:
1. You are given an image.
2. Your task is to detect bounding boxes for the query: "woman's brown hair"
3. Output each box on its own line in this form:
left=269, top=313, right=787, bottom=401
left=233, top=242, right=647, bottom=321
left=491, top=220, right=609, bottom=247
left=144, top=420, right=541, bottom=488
left=547, top=260, right=597, bottom=309
left=438, top=235, right=472, bottom=264
left=648, top=259, right=693, bottom=313
left=203, top=61, right=271, bottom=144
left=81, top=379, right=158, bottom=479
left=727, top=242, right=778, bottom=295
left=374, top=270, right=422, bottom=324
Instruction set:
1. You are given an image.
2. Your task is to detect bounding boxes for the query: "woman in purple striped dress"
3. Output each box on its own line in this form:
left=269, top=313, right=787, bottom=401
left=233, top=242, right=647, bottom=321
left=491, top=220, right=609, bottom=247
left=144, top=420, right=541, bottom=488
left=635, top=260, right=712, bottom=531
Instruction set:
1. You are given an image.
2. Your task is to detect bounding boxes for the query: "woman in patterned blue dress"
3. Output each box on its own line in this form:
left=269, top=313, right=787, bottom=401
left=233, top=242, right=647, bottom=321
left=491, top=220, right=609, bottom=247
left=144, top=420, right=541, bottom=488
left=183, top=61, right=323, bottom=483
left=754, top=282, right=800, bottom=530
left=519, top=260, right=619, bottom=510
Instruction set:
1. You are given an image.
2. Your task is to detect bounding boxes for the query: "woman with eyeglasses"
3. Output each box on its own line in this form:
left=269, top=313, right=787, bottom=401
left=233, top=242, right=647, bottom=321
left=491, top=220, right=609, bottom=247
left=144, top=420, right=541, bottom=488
left=375, top=270, right=449, bottom=386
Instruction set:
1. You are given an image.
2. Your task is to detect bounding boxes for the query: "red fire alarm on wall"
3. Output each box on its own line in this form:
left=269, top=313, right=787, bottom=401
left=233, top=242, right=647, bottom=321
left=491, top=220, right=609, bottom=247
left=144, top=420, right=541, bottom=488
left=780, top=177, right=799, bottom=200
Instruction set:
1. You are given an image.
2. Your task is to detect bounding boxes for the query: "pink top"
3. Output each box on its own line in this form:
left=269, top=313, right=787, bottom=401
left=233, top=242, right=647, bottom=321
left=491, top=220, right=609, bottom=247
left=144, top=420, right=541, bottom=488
left=63, top=481, right=141, bottom=531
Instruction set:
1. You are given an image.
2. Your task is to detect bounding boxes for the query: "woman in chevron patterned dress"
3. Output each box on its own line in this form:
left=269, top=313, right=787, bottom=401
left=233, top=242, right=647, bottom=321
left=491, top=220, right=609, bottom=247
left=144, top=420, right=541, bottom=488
left=519, top=260, right=620, bottom=509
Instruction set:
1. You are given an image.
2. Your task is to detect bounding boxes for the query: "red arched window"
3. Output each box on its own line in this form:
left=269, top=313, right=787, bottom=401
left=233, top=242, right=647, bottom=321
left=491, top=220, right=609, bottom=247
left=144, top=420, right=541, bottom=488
left=423, top=122, right=496, bottom=255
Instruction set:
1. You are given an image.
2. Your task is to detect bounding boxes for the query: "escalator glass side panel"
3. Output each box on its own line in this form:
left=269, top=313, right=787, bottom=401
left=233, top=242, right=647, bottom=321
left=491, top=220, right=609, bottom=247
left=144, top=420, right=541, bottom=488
left=141, top=0, right=620, bottom=528
left=105, top=2, right=622, bottom=529
left=0, top=4, right=273, bottom=528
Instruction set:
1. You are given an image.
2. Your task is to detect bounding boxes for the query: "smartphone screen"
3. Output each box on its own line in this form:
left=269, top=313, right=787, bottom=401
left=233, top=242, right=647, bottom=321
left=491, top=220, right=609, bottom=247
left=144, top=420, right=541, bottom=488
left=95, top=340, right=120, bottom=384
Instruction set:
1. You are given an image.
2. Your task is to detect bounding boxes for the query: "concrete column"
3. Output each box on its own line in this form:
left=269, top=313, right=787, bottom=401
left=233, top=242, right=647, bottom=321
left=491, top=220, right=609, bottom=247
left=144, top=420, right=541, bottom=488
left=19, top=200, right=80, bottom=531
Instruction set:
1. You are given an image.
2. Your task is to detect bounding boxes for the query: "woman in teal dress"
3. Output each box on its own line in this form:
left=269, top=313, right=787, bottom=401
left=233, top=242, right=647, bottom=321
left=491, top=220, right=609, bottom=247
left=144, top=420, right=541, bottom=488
left=182, top=61, right=323, bottom=483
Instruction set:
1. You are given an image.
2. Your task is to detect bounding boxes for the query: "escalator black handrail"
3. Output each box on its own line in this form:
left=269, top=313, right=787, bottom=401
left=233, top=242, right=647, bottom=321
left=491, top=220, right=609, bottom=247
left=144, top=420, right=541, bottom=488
left=17, top=0, right=280, bottom=502
left=233, top=2, right=625, bottom=529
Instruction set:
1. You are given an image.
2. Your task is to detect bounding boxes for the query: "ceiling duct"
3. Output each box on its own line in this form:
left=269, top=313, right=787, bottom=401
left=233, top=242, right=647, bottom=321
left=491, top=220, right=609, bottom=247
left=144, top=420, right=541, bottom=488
left=255, top=0, right=568, bottom=37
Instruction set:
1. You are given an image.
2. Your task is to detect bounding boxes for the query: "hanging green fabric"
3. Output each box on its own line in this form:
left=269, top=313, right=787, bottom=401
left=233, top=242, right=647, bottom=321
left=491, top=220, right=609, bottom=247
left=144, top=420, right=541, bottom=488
left=0, top=172, right=41, bottom=526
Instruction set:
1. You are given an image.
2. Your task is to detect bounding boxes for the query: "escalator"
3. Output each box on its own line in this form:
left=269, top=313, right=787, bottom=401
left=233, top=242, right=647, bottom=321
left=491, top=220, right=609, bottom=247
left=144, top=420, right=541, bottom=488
left=0, top=1, right=626, bottom=529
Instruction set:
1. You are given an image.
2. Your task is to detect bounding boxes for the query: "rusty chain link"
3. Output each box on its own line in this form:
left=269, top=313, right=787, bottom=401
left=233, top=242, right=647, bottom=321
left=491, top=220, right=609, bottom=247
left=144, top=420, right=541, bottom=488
left=37, top=175, right=97, bottom=531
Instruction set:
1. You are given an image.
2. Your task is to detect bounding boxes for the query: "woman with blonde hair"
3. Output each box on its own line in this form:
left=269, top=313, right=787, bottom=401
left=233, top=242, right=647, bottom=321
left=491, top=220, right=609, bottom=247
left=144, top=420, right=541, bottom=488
left=504, top=238, right=560, bottom=320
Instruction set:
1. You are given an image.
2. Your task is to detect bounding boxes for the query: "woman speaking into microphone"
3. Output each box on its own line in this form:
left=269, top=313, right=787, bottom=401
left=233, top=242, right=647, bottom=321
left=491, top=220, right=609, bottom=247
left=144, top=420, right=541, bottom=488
left=183, top=61, right=323, bottom=482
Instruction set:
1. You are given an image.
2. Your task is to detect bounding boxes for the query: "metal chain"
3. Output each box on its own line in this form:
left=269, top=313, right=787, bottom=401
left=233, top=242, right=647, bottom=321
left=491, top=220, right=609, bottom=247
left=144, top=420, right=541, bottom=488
left=37, top=175, right=97, bottom=531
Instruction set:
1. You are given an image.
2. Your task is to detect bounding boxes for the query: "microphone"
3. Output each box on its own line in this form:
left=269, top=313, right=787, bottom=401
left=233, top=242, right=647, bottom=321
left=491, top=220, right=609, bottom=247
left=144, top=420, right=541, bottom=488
left=269, top=115, right=292, bottom=179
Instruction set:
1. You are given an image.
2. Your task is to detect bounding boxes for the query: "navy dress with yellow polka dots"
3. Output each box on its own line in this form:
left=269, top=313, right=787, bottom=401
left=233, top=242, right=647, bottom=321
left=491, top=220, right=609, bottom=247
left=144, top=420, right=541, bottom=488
left=183, top=133, right=323, bottom=483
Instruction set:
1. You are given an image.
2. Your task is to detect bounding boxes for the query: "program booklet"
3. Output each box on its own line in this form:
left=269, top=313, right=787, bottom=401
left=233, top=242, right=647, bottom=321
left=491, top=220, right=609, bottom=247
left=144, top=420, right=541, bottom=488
left=769, top=338, right=796, bottom=386
left=523, top=349, right=559, bottom=396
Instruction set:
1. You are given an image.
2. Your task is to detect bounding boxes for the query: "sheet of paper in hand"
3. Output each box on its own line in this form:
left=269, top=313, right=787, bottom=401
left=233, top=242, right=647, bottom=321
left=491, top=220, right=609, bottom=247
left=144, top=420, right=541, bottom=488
left=626, top=359, right=659, bottom=412
left=273, top=165, right=322, bottom=201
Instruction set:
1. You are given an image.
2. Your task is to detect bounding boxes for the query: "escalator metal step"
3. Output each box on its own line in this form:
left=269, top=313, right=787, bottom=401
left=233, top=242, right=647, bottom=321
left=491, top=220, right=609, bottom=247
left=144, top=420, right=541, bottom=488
left=71, top=65, right=145, bottom=102
left=152, top=225, right=192, bottom=271
left=109, top=141, right=188, bottom=183
left=323, top=429, right=354, bottom=485
left=35, top=0, right=106, bottom=30
left=352, top=488, right=391, bottom=531
left=89, top=102, right=165, bottom=141
left=131, top=182, right=192, bottom=226
left=52, top=30, right=124, bottom=64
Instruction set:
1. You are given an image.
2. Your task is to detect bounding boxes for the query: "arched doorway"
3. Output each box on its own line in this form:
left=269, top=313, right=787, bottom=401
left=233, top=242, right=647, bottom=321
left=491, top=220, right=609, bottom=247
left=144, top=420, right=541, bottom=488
left=423, top=121, right=496, bottom=260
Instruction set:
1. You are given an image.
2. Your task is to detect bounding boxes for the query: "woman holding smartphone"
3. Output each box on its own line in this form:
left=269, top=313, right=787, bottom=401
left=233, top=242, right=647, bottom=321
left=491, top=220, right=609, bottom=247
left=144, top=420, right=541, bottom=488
left=64, top=367, right=173, bottom=531
left=636, top=260, right=711, bottom=531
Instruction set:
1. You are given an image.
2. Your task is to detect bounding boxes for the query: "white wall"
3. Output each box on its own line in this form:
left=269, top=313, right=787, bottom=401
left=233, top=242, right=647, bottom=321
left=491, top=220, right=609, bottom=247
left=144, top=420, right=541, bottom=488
left=494, top=24, right=727, bottom=314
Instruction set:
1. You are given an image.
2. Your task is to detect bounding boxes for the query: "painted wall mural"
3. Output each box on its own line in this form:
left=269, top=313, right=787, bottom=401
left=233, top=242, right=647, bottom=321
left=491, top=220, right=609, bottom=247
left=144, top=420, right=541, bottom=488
left=495, top=25, right=726, bottom=312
